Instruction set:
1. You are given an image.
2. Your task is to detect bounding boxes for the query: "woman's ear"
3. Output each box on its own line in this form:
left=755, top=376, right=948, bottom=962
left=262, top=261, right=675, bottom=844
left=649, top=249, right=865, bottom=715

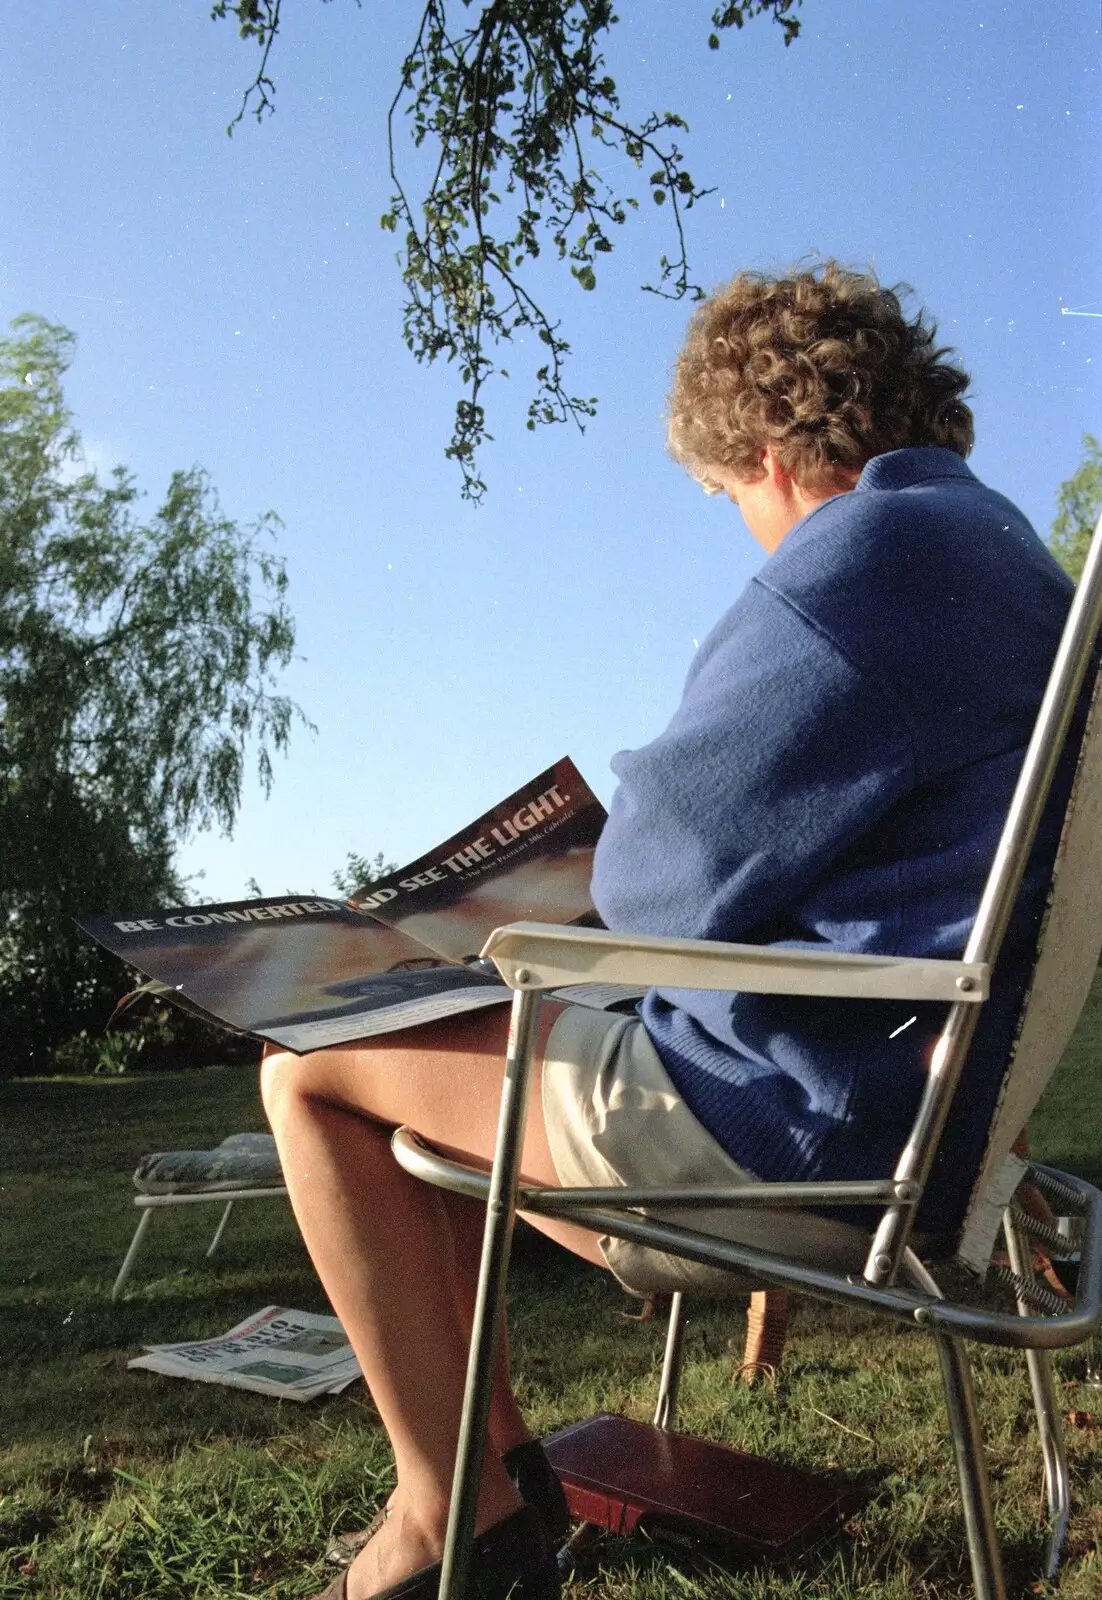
left=760, top=449, right=805, bottom=506
left=760, top=447, right=794, bottom=490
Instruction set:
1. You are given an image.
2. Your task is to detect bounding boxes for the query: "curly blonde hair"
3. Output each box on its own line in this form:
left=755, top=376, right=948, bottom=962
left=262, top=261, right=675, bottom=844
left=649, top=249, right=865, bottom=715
left=667, top=261, right=974, bottom=496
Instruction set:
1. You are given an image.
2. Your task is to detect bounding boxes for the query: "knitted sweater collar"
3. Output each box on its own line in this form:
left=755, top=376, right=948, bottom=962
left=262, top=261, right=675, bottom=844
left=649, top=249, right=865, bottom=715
left=856, top=447, right=977, bottom=493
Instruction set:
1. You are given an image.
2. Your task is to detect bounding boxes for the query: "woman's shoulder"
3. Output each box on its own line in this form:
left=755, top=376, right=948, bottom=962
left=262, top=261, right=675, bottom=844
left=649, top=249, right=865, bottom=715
left=770, top=454, right=1066, bottom=602
left=749, top=457, right=1074, bottom=775
left=759, top=461, right=1065, bottom=653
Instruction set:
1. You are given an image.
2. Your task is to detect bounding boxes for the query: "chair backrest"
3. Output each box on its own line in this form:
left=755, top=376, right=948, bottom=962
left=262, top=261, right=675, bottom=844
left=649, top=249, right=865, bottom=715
left=870, top=511, right=1102, bottom=1283
left=958, top=666, right=1102, bottom=1270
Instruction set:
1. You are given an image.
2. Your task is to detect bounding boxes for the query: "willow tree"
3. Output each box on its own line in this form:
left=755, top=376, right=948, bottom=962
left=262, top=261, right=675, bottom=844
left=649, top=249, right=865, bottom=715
left=212, top=0, right=805, bottom=498
left=0, top=315, right=305, bottom=1071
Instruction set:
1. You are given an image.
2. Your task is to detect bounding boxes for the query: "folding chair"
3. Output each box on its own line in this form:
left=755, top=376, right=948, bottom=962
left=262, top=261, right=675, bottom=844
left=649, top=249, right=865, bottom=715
left=111, top=1132, right=287, bottom=1300
left=392, top=509, right=1102, bottom=1600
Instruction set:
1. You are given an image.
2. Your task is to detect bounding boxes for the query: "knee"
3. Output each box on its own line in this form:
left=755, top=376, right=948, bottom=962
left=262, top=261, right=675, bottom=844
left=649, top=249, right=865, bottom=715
left=259, top=1044, right=305, bottom=1131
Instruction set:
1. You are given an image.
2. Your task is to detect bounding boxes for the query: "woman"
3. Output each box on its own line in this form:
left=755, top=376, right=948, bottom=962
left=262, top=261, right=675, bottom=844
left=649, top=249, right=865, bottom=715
left=262, top=262, right=1075, bottom=1600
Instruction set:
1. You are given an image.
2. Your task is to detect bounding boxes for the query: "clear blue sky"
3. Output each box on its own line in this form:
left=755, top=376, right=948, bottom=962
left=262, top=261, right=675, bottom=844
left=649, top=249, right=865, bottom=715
left=3, top=0, right=1099, bottom=903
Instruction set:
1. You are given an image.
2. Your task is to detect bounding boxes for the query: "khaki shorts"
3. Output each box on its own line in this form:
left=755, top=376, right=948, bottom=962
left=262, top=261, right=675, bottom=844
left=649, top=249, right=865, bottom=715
left=541, top=1004, right=878, bottom=1296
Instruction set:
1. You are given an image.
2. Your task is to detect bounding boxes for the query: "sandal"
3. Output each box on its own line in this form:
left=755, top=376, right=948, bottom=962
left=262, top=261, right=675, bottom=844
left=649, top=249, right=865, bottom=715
left=326, top=1505, right=390, bottom=1570
left=325, top=1441, right=569, bottom=1569
left=311, top=1502, right=559, bottom=1600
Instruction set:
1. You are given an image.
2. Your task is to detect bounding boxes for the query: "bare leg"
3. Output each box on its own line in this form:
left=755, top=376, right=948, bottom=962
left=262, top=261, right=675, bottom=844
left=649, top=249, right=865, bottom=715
left=260, top=1002, right=604, bottom=1597
left=444, top=1186, right=531, bottom=1457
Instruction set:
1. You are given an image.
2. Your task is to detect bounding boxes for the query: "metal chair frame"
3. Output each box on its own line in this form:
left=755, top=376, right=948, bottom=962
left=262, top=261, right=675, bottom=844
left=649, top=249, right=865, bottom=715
left=111, top=1185, right=289, bottom=1300
left=392, top=512, right=1102, bottom=1600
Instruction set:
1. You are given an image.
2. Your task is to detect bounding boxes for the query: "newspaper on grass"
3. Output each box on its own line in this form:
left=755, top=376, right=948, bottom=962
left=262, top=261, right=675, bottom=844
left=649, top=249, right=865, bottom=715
left=80, top=758, right=642, bottom=1053
left=128, top=1305, right=362, bottom=1401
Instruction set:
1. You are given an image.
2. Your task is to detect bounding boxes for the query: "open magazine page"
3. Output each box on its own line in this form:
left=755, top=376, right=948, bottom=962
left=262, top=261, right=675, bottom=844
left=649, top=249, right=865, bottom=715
left=80, top=758, right=641, bottom=1050
left=128, top=1306, right=361, bottom=1401
left=353, top=756, right=638, bottom=1011
left=354, top=757, right=605, bottom=958
left=80, top=896, right=507, bottom=1053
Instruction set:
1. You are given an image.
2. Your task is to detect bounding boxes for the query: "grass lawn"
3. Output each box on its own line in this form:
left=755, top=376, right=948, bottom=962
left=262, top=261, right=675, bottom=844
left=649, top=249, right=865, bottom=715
left=2, top=984, right=1101, bottom=1599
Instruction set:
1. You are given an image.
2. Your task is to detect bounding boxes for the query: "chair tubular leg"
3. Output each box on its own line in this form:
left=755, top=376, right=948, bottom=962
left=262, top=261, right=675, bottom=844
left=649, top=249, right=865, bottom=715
left=903, top=1255, right=1007, bottom=1600
left=111, top=1207, right=154, bottom=1301
left=934, top=1333, right=1008, bottom=1600
left=1002, top=1208, right=1071, bottom=1577
left=653, top=1292, right=687, bottom=1430
left=437, top=990, right=542, bottom=1600
left=205, top=1200, right=235, bottom=1259
left=1024, top=1347, right=1071, bottom=1579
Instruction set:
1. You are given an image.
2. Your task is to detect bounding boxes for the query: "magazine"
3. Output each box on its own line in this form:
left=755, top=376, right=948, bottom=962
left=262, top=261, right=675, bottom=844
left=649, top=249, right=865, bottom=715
left=128, top=1305, right=361, bottom=1401
left=81, top=758, right=641, bottom=1053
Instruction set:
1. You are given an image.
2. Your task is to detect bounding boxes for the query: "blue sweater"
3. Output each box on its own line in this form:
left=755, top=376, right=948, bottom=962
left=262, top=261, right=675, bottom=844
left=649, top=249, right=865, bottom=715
left=591, top=448, right=1077, bottom=1236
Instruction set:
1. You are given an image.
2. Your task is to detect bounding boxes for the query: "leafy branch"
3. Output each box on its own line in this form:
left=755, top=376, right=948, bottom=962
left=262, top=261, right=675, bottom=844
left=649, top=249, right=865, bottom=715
left=212, top=1, right=804, bottom=499
left=211, top=0, right=285, bottom=130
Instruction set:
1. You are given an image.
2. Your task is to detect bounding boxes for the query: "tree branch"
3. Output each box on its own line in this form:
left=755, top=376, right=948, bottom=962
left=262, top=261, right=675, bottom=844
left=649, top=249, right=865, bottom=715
left=212, top=0, right=805, bottom=498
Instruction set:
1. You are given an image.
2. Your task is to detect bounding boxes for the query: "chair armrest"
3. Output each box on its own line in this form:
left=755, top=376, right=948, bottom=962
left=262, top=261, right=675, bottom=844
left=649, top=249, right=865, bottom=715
left=480, top=922, right=988, bottom=1004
